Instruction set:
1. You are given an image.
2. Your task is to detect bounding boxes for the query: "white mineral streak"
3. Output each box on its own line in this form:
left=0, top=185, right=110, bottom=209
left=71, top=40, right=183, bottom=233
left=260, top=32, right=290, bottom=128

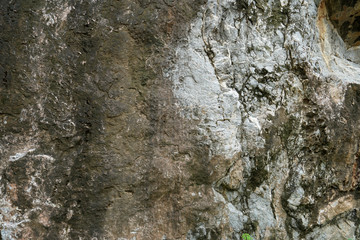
left=0, top=185, right=61, bottom=239
left=2, top=144, right=60, bottom=239
left=0, top=175, right=29, bottom=240
left=42, top=3, right=72, bottom=27
left=8, top=148, right=36, bottom=162
left=34, top=154, right=56, bottom=162
left=167, top=0, right=360, bottom=238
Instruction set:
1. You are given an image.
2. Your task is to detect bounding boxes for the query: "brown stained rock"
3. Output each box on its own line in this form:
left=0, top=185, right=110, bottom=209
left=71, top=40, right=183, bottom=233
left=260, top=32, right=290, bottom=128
left=325, top=0, right=360, bottom=46
left=0, top=0, right=221, bottom=239
left=317, top=195, right=360, bottom=225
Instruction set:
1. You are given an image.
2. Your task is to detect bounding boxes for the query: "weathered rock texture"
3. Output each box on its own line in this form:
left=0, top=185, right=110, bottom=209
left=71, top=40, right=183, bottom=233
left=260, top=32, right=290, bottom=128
left=1, top=0, right=360, bottom=239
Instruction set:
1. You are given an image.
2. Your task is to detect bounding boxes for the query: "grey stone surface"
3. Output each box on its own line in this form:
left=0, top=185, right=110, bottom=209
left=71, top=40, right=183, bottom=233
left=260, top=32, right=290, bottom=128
left=1, top=0, right=360, bottom=239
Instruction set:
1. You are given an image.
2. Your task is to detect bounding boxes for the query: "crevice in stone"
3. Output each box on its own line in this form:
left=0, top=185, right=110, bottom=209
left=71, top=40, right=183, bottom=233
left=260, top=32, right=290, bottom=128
left=201, top=7, right=220, bottom=83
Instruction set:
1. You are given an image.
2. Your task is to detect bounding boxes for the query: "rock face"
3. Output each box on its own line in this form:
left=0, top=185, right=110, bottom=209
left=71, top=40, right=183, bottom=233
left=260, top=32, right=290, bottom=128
left=1, top=0, right=360, bottom=239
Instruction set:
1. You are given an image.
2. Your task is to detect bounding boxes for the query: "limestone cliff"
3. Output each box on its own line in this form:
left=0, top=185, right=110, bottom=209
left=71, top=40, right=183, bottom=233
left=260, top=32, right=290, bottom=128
left=0, top=0, right=360, bottom=239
